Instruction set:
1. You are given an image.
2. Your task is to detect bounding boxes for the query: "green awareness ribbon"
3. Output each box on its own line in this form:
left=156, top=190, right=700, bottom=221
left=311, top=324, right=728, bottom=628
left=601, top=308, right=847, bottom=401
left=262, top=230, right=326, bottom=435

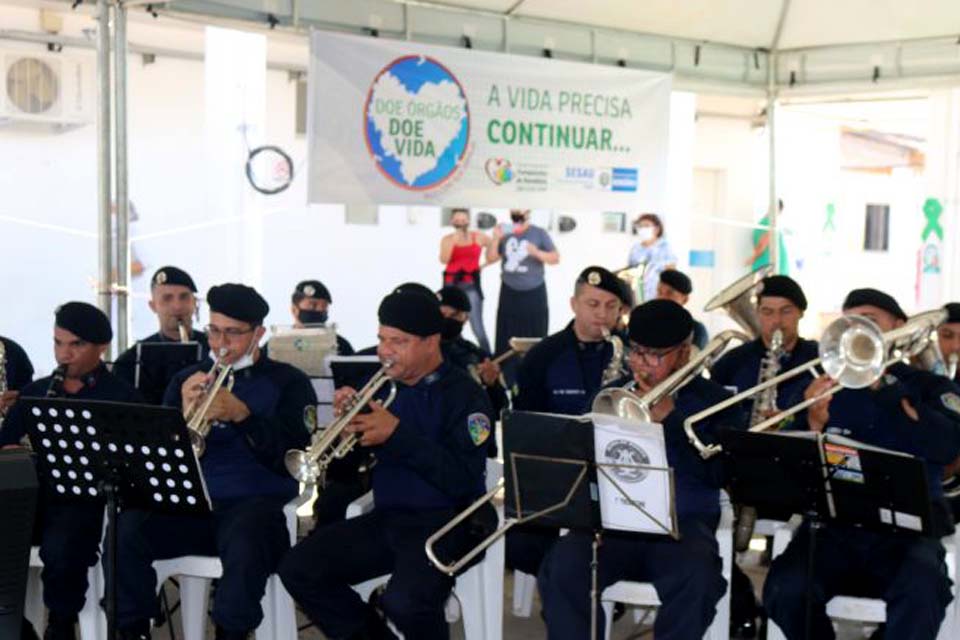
left=922, top=198, right=944, bottom=242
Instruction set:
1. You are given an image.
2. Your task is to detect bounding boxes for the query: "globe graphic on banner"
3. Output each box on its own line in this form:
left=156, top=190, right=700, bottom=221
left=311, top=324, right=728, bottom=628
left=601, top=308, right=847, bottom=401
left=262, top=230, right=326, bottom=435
left=364, top=55, right=470, bottom=191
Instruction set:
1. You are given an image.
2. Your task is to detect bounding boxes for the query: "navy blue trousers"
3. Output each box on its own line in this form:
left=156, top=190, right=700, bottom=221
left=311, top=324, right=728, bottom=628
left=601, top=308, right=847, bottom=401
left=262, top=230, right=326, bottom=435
left=538, top=517, right=726, bottom=640
left=280, top=509, right=476, bottom=640
left=764, top=522, right=953, bottom=640
left=36, top=500, right=104, bottom=618
left=111, top=496, right=289, bottom=633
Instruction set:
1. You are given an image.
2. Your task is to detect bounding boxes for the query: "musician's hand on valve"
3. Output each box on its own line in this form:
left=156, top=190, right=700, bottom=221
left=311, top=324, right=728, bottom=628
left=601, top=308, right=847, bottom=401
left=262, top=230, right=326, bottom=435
left=0, top=390, right=19, bottom=414
left=206, top=389, right=250, bottom=423
left=804, top=375, right=834, bottom=433
left=345, top=401, right=399, bottom=446
left=333, top=387, right=358, bottom=417
left=181, top=371, right=210, bottom=414
left=476, top=359, right=500, bottom=386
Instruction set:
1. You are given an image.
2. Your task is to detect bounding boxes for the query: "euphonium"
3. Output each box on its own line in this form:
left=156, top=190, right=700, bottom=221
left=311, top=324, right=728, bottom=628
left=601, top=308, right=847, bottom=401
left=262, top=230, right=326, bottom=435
left=284, top=361, right=397, bottom=485
left=183, top=348, right=235, bottom=457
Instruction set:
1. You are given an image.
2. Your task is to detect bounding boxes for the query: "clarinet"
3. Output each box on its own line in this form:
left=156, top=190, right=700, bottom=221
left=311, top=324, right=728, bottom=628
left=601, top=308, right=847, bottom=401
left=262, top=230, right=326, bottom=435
left=46, top=365, right=68, bottom=398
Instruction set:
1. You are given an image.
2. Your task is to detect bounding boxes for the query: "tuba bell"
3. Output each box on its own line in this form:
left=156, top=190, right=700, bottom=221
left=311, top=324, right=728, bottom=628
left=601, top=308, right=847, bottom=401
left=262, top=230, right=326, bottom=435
left=703, top=265, right=773, bottom=338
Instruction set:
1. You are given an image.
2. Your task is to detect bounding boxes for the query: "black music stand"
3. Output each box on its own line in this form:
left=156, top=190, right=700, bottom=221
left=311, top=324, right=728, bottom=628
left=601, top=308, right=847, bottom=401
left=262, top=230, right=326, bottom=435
left=0, top=450, right=38, bottom=640
left=22, top=398, right=211, bottom=640
left=502, top=410, right=677, bottom=640
left=721, top=429, right=932, bottom=640
left=132, top=342, right=204, bottom=404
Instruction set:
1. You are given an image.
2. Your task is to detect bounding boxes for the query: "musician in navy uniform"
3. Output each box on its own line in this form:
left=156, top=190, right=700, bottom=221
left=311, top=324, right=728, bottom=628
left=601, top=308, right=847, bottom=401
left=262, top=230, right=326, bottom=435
left=112, top=284, right=315, bottom=640
left=290, top=279, right=354, bottom=355
left=708, top=274, right=818, bottom=637
left=112, top=266, right=209, bottom=404
left=538, top=300, right=745, bottom=640
left=507, top=266, right=628, bottom=578
left=1, top=303, right=141, bottom=640
left=279, top=289, right=494, bottom=640
left=764, top=288, right=960, bottom=640
left=437, top=285, right=508, bottom=425
left=655, top=268, right=708, bottom=349
left=938, top=302, right=960, bottom=383
left=1, top=334, right=34, bottom=416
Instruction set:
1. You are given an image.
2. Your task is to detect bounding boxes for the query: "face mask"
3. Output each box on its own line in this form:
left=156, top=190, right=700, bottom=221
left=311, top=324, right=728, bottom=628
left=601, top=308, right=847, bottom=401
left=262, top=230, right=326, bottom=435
left=452, top=220, right=469, bottom=231
left=298, top=309, right=328, bottom=325
left=441, top=317, right=465, bottom=341
left=510, top=213, right=526, bottom=224
left=637, top=226, right=656, bottom=242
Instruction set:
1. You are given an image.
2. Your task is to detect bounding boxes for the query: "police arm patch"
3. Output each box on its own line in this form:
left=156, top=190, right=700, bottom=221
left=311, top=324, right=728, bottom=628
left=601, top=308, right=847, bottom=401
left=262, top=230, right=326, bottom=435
left=941, top=392, right=960, bottom=416
left=467, top=412, right=491, bottom=446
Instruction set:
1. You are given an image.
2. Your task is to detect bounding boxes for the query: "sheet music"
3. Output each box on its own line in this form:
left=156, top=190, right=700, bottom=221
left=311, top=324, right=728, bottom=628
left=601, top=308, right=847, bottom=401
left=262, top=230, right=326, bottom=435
left=587, top=412, right=674, bottom=535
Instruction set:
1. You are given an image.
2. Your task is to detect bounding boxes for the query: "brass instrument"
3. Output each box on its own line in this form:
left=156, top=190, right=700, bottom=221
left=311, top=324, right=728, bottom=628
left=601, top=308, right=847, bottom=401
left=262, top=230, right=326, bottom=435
left=183, top=348, right=236, bottom=457
left=468, top=337, right=539, bottom=385
left=685, top=310, right=948, bottom=460
left=600, top=328, right=626, bottom=386
left=284, top=361, right=397, bottom=485
left=592, top=330, right=750, bottom=421
left=703, top=265, right=774, bottom=337
left=46, top=365, right=67, bottom=398
left=916, top=336, right=958, bottom=380
left=177, top=319, right=190, bottom=343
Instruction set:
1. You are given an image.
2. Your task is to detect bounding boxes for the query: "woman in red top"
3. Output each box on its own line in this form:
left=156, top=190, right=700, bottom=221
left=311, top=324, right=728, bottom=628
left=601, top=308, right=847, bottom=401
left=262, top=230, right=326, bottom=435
left=440, top=208, right=495, bottom=354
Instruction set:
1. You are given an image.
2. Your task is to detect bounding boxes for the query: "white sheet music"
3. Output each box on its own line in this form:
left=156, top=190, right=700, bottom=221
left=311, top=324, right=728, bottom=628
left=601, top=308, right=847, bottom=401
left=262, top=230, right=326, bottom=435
left=587, top=412, right=674, bottom=535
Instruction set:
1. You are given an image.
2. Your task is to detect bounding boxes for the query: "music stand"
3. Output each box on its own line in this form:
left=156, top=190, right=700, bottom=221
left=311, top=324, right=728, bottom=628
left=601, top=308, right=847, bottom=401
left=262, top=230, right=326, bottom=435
left=0, top=450, right=38, bottom=640
left=133, top=342, right=204, bottom=404
left=721, top=429, right=933, bottom=639
left=22, top=398, right=211, bottom=640
left=502, top=410, right=677, bottom=640
left=329, top=356, right=381, bottom=391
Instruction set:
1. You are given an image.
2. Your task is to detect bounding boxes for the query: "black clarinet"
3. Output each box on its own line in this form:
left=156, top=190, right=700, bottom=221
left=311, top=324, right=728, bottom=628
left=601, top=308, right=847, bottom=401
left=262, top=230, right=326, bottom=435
left=46, top=365, right=68, bottom=398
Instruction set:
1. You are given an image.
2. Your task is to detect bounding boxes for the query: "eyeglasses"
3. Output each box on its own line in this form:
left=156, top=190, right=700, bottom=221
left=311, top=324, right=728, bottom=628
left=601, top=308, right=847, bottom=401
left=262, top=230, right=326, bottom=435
left=628, top=343, right=680, bottom=366
left=205, top=325, right=255, bottom=340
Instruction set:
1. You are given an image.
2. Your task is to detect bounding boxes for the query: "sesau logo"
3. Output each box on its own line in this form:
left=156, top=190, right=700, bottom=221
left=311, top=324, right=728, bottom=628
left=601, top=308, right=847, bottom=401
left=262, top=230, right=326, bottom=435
left=603, top=439, right=650, bottom=483
left=565, top=166, right=595, bottom=180
left=364, top=55, right=470, bottom=191
left=485, top=158, right=514, bottom=185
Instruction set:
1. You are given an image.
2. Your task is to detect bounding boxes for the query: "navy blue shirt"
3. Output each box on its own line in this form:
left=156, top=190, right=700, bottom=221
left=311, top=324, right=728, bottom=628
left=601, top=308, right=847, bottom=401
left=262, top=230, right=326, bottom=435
left=113, top=329, right=210, bottom=405
left=1, top=335, right=34, bottom=391
left=515, top=322, right=614, bottom=415
left=163, top=354, right=315, bottom=502
left=595, top=375, right=746, bottom=521
left=371, top=362, right=493, bottom=512
left=710, top=336, right=819, bottom=425
left=442, top=336, right=509, bottom=421
left=1, top=363, right=141, bottom=446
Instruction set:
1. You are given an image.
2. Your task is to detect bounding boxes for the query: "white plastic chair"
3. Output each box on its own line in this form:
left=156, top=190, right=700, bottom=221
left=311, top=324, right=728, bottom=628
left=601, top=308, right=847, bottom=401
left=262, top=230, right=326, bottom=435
left=346, top=458, right=505, bottom=640
left=766, top=517, right=959, bottom=640
left=598, top=494, right=735, bottom=640
left=25, top=546, right=106, bottom=640
left=152, top=487, right=313, bottom=640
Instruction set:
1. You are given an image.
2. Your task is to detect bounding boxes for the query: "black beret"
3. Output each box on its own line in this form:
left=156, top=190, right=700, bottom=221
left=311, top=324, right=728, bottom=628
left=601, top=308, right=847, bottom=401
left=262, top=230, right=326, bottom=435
left=659, top=269, right=692, bottom=295
left=617, top=278, right=635, bottom=310
left=207, top=283, right=270, bottom=324
left=295, top=280, right=331, bottom=303
left=758, top=275, right=807, bottom=311
left=55, top=302, right=112, bottom=344
left=393, top=282, right=439, bottom=303
left=378, top=291, right=443, bottom=337
left=945, top=303, right=960, bottom=324
left=577, top=266, right=627, bottom=305
left=151, top=266, right=197, bottom=292
left=842, top=288, right=907, bottom=322
left=437, top=286, right=470, bottom=313
left=628, top=300, right=694, bottom=348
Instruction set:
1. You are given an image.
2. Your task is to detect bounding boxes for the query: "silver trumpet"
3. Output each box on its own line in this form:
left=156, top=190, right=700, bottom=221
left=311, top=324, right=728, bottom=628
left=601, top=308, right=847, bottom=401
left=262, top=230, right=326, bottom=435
left=684, top=309, right=948, bottom=459
left=284, top=361, right=397, bottom=485
left=183, top=348, right=235, bottom=457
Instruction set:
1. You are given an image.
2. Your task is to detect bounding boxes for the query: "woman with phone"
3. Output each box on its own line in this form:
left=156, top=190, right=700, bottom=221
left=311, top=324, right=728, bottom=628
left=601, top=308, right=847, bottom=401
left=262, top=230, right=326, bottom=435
left=487, top=209, right=560, bottom=386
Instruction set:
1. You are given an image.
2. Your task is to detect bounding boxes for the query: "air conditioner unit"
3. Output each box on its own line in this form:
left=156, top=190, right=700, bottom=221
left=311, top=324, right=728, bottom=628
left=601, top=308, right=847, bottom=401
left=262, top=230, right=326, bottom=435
left=0, top=49, right=94, bottom=129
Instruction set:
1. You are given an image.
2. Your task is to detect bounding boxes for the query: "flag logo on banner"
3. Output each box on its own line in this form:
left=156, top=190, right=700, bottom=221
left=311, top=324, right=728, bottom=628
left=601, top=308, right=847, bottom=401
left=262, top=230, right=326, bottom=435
left=363, top=55, right=471, bottom=191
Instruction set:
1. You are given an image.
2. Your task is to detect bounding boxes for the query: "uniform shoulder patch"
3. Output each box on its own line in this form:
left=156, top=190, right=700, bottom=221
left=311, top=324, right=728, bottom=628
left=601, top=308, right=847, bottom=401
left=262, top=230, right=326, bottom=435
left=467, top=412, right=491, bottom=446
left=303, top=404, right=318, bottom=432
left=941, top=392, right=960, bottom=416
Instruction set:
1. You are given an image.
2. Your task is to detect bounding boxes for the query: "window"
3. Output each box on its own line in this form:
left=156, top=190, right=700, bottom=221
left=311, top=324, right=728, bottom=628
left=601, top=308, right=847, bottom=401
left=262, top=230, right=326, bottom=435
left=863, top=203, right=889, bottom=251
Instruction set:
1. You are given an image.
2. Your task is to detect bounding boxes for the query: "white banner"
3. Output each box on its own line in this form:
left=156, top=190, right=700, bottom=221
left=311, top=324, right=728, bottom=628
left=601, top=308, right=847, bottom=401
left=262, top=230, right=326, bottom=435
left=307, top=31, right=672, bottom=210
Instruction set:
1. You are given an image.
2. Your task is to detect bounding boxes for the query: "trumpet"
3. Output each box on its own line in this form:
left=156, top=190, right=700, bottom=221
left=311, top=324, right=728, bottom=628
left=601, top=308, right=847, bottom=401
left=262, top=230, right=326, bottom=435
left=592, top=330, right=749, bottom=421
left=468, top=337, right=539, bottom=385
left=284, top=361, right=397, bottom=485
left=684, top=309, right=948, bottom=459
left=183, top=348, right=235, bottom=457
